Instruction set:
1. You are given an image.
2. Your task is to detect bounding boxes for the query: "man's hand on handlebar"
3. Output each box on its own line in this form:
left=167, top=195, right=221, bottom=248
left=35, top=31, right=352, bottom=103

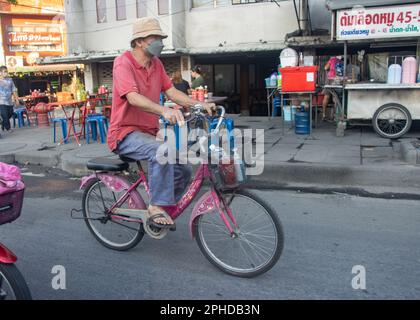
left=162, top=106, right=185, bottom=127
left=201, top=102, right=217, bottom=116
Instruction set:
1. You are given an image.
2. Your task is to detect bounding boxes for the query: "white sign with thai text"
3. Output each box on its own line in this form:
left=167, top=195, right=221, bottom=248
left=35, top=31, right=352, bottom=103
left=336, top=3, right=420, bottom=40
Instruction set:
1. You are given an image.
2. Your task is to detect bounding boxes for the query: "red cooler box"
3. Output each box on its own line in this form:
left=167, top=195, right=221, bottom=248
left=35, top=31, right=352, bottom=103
left=280, top=66, right=318, bottom=92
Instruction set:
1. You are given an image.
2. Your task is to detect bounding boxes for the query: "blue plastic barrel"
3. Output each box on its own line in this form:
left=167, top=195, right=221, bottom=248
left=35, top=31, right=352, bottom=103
left=295, top=110, right=310, bottom=135
left=272, top=97, right=282, bottom=117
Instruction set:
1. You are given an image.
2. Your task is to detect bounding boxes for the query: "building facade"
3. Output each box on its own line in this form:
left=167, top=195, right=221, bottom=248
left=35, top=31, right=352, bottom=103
left=44, top=0, right=301, bottom=114
left=0, top=0, right=78, bottom=95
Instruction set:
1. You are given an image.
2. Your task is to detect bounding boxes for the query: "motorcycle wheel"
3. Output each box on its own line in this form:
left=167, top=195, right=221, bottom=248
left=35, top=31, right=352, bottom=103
left=0, top=264, right=32, bottom=300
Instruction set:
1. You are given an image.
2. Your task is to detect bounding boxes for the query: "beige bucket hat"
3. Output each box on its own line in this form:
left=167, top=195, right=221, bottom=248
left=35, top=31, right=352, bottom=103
left=131, top=17, right=168, bottom=42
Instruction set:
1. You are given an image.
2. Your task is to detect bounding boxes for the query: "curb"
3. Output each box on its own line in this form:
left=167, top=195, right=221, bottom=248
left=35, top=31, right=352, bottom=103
left=14, top=150, right=61, bottom=168
left=2, top=146, right=420, bottom=190
left=251, top=161, right=420, bottom=189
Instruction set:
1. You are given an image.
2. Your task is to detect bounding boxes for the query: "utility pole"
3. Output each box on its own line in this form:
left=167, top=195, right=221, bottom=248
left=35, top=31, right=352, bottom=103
left=301, top=0, right=309, bottom=36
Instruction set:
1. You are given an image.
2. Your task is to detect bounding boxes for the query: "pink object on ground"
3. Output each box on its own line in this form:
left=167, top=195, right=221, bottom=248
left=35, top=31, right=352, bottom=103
left=0, top=162, right=25, bottom=226
left=0, top=162, right=24, bottom=194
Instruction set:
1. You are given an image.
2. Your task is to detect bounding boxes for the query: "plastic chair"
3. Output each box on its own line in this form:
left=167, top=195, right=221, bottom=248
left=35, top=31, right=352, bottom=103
left=52, top=116, right=78, bottom=144
left=52, top=118, right=68, bottom=144
left=85, top=115, right=109, bottom=144
left=13, top=108, right=31, bottom=128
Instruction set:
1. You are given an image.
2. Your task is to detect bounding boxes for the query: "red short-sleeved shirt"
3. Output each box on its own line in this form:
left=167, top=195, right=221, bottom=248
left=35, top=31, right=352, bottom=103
left=107, top=51, right=173, bottom=152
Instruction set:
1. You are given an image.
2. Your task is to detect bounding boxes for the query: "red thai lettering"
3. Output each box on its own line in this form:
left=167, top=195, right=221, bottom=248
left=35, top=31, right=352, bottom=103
left=387, top=13, right=395, bottom=26
left=380, top=13, right=388, bottom=24
left=340, top=13, right=348, bottom=26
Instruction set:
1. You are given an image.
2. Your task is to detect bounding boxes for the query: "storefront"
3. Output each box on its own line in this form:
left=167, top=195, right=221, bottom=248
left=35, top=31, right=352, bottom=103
left=325, top=0, right=420, bottom=138
left=193, top=51, right=279, bottom=116
left=0, top=0, right=69, bottom=97
left=7, top=64, right=83, bottom=97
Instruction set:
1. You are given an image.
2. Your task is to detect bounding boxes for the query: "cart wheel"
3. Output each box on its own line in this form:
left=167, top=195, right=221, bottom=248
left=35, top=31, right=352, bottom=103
left=372, top=103, right=412, bottom=139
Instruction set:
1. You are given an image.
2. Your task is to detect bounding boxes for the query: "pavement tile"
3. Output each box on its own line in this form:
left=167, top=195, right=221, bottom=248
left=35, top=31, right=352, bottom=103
left=294, top=145, right=330, bottom=163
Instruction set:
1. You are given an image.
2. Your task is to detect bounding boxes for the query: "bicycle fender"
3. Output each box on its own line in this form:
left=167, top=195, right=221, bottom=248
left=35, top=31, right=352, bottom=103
left=0, top=243, right=17, bottom=264
left=80, top=174, right=147, bottom=209
left=189, top=190, right=218, bottom=239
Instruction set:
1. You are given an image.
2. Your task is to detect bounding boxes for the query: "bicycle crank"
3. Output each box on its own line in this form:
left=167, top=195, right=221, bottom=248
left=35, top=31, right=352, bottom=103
left=144, top=223, right=168, bottom=240
left=113, top=208, right=168, bottom=240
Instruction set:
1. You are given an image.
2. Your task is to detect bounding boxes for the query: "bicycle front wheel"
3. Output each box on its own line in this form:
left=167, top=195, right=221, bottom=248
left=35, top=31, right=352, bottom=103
left=194, top=190, right=284, bottom=278
left=0, top=264, right=32, bottom=300
left=82, top=178, right=145, bottom=251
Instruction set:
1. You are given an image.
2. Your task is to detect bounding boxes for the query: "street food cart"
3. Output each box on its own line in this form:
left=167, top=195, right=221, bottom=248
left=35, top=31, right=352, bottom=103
left=327, top=0, right=420, bottom=138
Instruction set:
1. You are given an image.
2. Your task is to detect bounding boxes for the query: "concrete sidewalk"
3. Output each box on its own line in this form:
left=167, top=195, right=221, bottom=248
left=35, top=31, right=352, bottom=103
left=1, top=117, right=420, bottom=192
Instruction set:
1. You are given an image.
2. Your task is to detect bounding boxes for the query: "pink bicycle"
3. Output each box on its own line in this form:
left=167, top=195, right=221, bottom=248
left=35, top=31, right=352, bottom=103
left=78, top=105, right=284, bottom=278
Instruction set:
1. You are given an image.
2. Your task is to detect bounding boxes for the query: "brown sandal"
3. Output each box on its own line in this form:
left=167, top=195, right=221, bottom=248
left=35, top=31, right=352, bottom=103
left=146, top=212, right=176, bottom=231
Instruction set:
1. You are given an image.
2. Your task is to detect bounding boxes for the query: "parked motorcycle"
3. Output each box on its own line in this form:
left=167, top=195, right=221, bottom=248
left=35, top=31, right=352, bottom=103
left=0, top=162, right=31, bottom=300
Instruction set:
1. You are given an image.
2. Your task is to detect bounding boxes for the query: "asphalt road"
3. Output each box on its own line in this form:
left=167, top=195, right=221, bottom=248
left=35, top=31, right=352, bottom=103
left=1, top=166, right=419, bottom=300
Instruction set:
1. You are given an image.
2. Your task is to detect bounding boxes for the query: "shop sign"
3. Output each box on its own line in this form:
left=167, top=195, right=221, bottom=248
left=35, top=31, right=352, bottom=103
left=8, top=32, right=62, bottom=45
left=336, top=3, right=420, bottom=40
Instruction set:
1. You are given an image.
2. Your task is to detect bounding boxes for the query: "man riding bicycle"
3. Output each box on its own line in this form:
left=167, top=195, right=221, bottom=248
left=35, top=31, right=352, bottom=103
left=108, top=17, right=216, bottom=230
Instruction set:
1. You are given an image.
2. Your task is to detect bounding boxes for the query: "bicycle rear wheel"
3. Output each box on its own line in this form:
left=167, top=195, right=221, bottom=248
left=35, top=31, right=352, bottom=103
left=194, top=190, right=284, bottom=278
left=0, top=264, right=32, bottom=300
left=82, top=178, right=145, bottom=251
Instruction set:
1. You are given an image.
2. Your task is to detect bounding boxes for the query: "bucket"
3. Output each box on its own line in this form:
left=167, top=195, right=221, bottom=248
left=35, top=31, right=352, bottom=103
left=265, top=78, right=271, bottom=88
left=295, top=110, right=310, bottom=135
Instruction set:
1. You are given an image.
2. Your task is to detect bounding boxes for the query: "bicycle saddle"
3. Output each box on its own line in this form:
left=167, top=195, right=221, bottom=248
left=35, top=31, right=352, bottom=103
left=118, top=155, right=137, bottom=163
left=87, top=157, right=129, bottom=172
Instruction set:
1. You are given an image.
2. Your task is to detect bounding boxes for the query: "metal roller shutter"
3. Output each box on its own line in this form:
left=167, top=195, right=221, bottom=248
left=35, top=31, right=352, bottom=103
left=98, top=62, right=114, bottom=90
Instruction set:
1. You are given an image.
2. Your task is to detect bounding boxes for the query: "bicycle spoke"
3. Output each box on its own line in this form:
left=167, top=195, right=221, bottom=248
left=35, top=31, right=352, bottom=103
left=240, top=236, right=274, bottom=259
left=242, top=223, right=275, bottom=235
left=239, top=240, right=268, bottom=266
left=238, top=212, right=267, bottom=229
left=236, top=237, right=258, bottom=269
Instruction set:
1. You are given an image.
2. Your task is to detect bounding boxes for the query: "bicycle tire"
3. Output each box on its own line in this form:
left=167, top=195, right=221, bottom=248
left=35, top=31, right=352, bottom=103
left=0, top=264, right=32, bottom=300
left=82, top=178, right=145, bottom=251
left=194, top=189, right=284, bottom=278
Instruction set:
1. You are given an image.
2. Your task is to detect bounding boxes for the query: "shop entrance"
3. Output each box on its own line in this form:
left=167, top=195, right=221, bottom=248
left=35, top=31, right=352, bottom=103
left=194, top=52, right=279, bottom=116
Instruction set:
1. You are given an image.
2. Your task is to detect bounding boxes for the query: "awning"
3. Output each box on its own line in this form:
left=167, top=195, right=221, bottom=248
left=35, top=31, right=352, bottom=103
left=9, top=64, right=83, bottom=74
left=326, top=0, right=420, bottom=10
left=38, top=44, right=286, bottom=65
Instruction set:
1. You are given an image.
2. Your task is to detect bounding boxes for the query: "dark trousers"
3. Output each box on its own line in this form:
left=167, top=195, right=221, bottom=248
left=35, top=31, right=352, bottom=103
left=0, top=105, right=13, bottom=131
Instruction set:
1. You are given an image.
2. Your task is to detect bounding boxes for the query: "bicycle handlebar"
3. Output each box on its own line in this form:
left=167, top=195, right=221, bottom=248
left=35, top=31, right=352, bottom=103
left=160, top=104, right=226, bottom=136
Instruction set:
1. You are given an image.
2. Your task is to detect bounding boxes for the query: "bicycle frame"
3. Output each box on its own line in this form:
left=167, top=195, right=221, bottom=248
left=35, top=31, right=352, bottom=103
left=80, top=163, right=239, bottom=239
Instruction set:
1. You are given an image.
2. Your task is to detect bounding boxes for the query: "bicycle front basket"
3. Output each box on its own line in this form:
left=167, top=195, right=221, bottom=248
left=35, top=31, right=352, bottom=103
left=212, top=157, right=247, bottom=189
left=0, top=188, right=25, bottom=226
